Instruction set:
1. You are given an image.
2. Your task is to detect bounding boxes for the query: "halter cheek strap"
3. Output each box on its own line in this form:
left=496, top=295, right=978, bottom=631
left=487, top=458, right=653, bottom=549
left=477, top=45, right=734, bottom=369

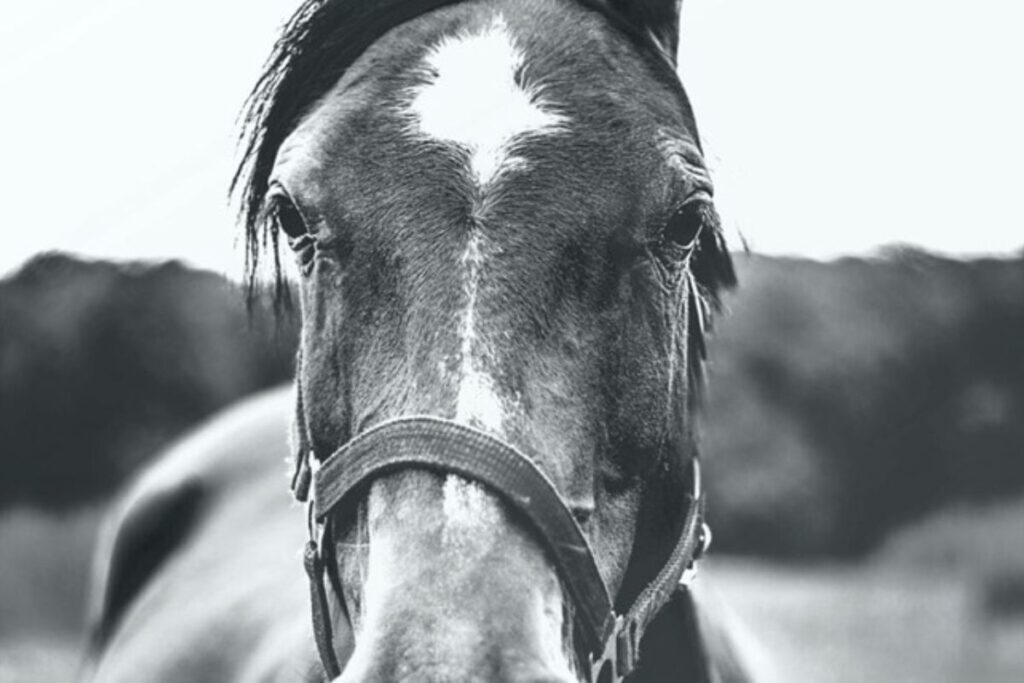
left=294, top=415, right=709, bottom=682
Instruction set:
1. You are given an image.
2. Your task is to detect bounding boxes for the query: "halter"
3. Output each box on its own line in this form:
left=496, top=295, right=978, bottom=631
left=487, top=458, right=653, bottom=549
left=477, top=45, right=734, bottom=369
left=292, top=413, right=709, bottom=682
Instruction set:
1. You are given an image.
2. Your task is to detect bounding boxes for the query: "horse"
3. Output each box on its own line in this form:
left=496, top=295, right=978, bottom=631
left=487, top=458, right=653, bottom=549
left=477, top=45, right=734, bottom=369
left=85, top=0, right=748, bottom=680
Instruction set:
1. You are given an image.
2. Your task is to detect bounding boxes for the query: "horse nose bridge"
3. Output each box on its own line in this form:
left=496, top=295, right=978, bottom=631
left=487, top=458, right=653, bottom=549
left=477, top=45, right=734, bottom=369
left=333, top=466, right=578, bottom=683
left=359, top=469, right=562, bottom=600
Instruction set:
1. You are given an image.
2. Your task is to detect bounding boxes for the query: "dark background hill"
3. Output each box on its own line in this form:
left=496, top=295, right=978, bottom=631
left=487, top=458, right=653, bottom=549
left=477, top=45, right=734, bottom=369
left=1, top=250, right=1022, bottom=559
left=703, top=249, right=1024, bottom=557
left=0, top=253, right=297, bottom=509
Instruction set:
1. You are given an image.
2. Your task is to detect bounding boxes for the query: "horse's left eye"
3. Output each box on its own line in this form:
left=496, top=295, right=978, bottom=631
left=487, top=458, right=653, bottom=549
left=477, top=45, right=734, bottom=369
left=663, top=199, right=709, bottom=251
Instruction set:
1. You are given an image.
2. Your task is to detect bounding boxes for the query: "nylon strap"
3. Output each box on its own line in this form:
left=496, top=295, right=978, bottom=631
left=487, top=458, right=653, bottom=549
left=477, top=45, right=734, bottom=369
left=608, top=460, right=708, bottom=678
left=307, top=416, right=709, bottom=681
left=313, top=416, right=615, bottom=654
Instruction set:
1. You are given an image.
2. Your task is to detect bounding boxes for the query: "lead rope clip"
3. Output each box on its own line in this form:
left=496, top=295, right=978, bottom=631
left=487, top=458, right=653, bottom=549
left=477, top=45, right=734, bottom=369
left=680, top=521, right=712, bottom=587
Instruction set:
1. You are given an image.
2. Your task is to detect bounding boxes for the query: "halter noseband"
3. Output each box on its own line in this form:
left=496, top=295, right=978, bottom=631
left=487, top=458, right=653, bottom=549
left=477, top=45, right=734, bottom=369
left=292, top=415, right=709, bottom=682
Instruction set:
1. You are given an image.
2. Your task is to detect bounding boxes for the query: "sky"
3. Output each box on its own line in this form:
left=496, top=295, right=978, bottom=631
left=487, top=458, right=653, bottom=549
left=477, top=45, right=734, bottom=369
left=1, top=0, right=1021, bottom=282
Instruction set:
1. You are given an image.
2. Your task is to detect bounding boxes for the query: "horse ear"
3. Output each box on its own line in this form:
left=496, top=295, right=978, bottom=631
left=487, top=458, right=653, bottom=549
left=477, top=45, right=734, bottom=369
left=606, top=0, right=684, bottom=62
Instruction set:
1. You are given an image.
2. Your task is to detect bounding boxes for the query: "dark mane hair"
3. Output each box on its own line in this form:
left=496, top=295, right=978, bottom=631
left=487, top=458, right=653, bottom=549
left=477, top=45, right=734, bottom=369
left=232, top=0, right=735, bottom=329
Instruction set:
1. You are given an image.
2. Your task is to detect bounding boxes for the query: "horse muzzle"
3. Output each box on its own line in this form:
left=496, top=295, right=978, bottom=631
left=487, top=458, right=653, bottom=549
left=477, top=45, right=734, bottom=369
left=330, top=467, right=579, bottom=683
left=296, top=416, right=708, bottom=683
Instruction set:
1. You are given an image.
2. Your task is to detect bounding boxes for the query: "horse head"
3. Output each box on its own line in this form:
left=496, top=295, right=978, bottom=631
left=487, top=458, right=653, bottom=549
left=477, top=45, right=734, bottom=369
left=235, top=0, right=734, bottom=680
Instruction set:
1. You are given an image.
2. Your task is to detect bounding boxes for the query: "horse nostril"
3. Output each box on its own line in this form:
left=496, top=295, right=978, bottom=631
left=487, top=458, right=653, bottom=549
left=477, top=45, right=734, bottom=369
left=510, top=665, right=579, bottom=683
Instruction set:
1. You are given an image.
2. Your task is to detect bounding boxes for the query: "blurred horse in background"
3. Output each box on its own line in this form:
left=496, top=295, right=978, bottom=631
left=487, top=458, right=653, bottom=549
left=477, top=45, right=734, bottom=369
left=86, top=0, right=750, bottom=680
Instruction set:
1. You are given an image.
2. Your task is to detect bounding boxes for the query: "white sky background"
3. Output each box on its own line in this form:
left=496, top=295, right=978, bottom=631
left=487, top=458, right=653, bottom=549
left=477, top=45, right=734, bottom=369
left=0, top=0, right=1021, bottom=281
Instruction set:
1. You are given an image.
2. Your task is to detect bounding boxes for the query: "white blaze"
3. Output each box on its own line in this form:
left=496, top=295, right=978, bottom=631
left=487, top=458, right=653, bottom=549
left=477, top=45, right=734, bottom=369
left=379, top=22, right=572, bottom=670
left=453, top=232, right=506, bottom=431
left=441, top=475, right=502, bottom=561
left=409, top=15, right=566, bottom=186
left=407, top=14, right=566, bottom=434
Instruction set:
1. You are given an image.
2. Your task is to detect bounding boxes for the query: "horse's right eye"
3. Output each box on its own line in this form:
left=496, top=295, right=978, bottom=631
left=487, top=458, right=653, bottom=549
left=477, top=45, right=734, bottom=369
left=664, top=202, right=704, bottom=250
left=268, top=195, right=316, bottom=274
left=272, top=197, right=309, bottom=240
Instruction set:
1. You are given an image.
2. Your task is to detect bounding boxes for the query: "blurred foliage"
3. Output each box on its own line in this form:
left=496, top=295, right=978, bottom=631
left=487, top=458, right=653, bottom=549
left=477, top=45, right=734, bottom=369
left=0, top=253, right=298, bottom=509
left=703, top=250, right=1024, bottom=558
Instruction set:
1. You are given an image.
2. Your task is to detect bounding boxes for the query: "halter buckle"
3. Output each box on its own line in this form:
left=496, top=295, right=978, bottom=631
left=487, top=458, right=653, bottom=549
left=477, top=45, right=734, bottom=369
left=588, top=615, right=639, bottom=683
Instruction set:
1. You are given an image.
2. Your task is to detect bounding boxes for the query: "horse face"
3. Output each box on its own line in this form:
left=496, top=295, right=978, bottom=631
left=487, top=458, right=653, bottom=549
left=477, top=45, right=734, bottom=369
left=258, top=0, right=729, bottom=679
